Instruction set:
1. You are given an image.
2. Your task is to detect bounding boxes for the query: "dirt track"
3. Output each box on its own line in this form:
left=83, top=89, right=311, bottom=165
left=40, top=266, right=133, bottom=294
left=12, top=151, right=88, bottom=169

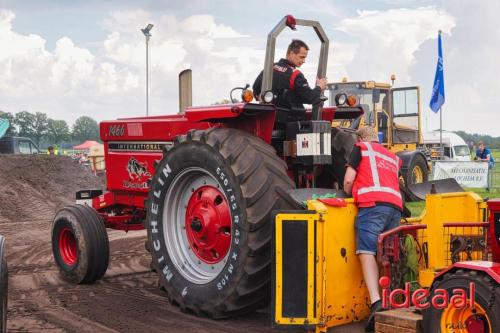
left=0, top=155, right=363, bottom=332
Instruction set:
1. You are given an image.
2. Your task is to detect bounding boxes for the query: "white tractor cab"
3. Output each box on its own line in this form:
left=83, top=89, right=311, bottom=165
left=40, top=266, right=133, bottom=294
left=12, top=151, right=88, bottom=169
left=422, top=131, right=471, bottom=161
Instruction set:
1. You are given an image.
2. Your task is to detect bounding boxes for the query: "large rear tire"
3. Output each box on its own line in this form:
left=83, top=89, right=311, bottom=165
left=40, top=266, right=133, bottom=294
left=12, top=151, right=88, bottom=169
left=0, top=236, right=7, bottom=333
left=51, top=204, right=109, bottom=284
left=423, top=269, right=500, bottom=333
left=146, top=128, right=295, bottom=318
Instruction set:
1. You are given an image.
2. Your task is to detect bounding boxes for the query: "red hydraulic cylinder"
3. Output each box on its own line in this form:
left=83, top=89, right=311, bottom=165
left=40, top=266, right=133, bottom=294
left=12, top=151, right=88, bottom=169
left=487, top=198, right=500, bottom=263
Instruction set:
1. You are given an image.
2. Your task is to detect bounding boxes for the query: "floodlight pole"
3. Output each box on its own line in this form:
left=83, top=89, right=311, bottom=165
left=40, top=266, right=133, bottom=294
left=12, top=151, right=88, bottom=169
left=146, top=33, right=149, bottom=117
left=142, top=24, right=153, bottom=117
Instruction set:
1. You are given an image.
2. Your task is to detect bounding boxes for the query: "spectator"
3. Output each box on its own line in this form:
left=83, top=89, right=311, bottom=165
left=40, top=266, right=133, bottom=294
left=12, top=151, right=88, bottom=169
left=475, top=141, right=495, bottom=169
left=48, top=146, right=55, bottom=155
left=475, top=141, right=495, bottom=190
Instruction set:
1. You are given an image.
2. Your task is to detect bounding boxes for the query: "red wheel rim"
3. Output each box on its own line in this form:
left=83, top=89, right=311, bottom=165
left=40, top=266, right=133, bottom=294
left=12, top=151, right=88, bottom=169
left=185, top=185, right=231, bottom=264
left=59, top=227, right=77, bottom=265
left=441, top=301, right=491, bottom=333
left=465, top=314, right=488, bottom=333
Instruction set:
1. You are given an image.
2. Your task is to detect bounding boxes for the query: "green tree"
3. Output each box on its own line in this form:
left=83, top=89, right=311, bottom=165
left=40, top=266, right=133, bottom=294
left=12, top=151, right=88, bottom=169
left=0, top=111, right=17, bottom=136
left=14, top=111, right=36, bottom=137
left=32, top=112, right=49, bottom=145
left=455, top=131, right=499, bottom=149
left=47, top=119, right=70, bottom=144
left=72, top=116, right=99, bottom=142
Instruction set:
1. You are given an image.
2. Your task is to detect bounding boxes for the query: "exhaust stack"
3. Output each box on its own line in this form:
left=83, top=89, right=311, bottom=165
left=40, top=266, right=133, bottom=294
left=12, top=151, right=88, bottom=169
left=178, top=69, right=192, bottom=114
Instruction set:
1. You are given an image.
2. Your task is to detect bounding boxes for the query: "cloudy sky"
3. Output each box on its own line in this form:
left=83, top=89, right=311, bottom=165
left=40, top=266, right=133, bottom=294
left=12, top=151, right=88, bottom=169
left=0, top=0, right=499, bottom=135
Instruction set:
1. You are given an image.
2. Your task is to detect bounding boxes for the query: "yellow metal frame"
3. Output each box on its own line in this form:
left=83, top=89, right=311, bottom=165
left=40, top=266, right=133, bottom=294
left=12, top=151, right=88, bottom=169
left=404, top=192, right=487, bottom=287
left=307, top=200, right=370, bottom=332
left=274, top=200, right=371, bottom=333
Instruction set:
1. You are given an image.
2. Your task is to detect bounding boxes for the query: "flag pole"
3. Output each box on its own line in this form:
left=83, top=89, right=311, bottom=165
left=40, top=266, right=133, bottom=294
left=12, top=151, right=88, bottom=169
left=440, top=106, right=443, bottom=159
left=430, top=29, right=444, bottom=157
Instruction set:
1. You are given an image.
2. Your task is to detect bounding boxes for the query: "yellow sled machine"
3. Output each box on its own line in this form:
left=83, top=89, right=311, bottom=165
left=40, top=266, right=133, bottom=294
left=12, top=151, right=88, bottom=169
left=273, top=190, right=500, bottom=332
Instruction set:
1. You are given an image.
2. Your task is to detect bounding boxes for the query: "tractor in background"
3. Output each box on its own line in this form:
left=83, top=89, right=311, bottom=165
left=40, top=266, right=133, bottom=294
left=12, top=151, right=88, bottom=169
left=328, top=79, right=430, bottom=200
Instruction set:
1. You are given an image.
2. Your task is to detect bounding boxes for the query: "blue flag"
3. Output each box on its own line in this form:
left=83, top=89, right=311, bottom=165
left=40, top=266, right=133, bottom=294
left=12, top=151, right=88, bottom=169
left=429, top=31, right=445, bottom=113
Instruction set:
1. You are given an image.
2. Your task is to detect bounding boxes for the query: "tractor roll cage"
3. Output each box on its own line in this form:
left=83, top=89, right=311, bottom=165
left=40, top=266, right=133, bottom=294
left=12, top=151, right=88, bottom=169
left=261, top=15, right=329, bottom=120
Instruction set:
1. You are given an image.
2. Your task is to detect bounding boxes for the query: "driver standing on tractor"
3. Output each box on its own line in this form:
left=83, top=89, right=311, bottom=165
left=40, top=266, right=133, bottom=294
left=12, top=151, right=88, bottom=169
left=343, top=126, right=403, bottom=332
left=252, top=39, right=328, bottom=108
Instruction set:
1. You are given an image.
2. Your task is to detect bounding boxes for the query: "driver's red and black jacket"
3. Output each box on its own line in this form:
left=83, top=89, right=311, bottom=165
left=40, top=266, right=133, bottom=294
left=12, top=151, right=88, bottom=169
left=252, top=58, right=322, bottom=109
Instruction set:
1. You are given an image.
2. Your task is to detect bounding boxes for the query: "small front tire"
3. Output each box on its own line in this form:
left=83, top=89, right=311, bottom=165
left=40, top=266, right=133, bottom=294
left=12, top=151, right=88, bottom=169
left=51, top=204, right=109, bottom=284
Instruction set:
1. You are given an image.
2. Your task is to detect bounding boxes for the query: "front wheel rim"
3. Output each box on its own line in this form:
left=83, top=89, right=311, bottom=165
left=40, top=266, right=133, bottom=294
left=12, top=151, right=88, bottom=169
left=440, top=302, right=492, bottom=333
left=164, top=167, right=233, bottom=284
left=59, top=227, right=77, bottom=266
left=411, top=165, right=424, bottom=184
left=185, top=185, right=231, bottom=264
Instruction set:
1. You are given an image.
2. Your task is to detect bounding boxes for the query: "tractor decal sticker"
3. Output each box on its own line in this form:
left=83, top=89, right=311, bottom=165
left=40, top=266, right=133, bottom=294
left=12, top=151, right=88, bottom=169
left=123, top=157, right=152, bottom=189
left=127, top=123, right=143, bottom=136
left=108, top=124, right=125, bottom=136
left=301, top=137, right=309, bottom=148
left=108, top=141, right=173, bottom=152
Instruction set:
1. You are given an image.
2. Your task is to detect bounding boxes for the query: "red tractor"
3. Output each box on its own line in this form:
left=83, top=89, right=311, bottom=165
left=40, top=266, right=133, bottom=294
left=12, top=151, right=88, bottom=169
left=51, top=15, right=417, bottom=318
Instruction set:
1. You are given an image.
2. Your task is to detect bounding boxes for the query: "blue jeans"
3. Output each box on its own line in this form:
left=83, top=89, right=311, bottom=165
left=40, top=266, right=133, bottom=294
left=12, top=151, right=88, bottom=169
left=355, top=205, right=401, bottom=255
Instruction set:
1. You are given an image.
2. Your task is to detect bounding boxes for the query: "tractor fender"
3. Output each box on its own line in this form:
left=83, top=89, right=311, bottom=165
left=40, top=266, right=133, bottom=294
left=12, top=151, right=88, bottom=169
left=396, top=150, right=428, bottom=175
left=184, top=103, right=275, bottom=123
left=185, top=103, right=277, bottom=143
left=431, top=261, right=500, bottom=287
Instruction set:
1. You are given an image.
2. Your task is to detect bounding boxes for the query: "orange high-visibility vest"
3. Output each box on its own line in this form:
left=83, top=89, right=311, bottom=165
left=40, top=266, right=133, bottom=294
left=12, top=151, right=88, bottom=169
left=352, top=141, right=403, bottom=209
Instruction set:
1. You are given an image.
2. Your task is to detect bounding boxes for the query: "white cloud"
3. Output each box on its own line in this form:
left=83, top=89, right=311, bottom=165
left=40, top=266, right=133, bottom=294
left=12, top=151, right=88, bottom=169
left=101, top=9, right=152, bottom=36
left=179, top=15, right=247, bottom=39
left=51, top=37, right=94, bottom=86
left=0, top=8, right=259, bottom=125
left=336, top=7, right=456, bottom=84
left=1, top=3, right=499, bottom=137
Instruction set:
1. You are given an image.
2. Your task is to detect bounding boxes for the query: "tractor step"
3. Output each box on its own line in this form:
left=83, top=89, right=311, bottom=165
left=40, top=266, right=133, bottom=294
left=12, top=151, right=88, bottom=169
left=375, top=308, right=422, bottom=333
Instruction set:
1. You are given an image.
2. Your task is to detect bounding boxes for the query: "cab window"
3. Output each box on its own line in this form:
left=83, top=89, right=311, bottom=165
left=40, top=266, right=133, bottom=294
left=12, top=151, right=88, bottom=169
left=391, top=87, right=420, bottom=143
left=18, top=141, right=31, bottom=154
left=454, top=145, right=470, bottom=156
left=444, top=146, right=452, bottom=158
left=393, top=89, right=418, bottom=116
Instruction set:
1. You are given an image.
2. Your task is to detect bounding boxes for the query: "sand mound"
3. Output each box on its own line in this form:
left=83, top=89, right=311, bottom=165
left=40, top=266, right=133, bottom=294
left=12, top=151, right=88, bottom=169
left=0, top=155, right=105, bottom=222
